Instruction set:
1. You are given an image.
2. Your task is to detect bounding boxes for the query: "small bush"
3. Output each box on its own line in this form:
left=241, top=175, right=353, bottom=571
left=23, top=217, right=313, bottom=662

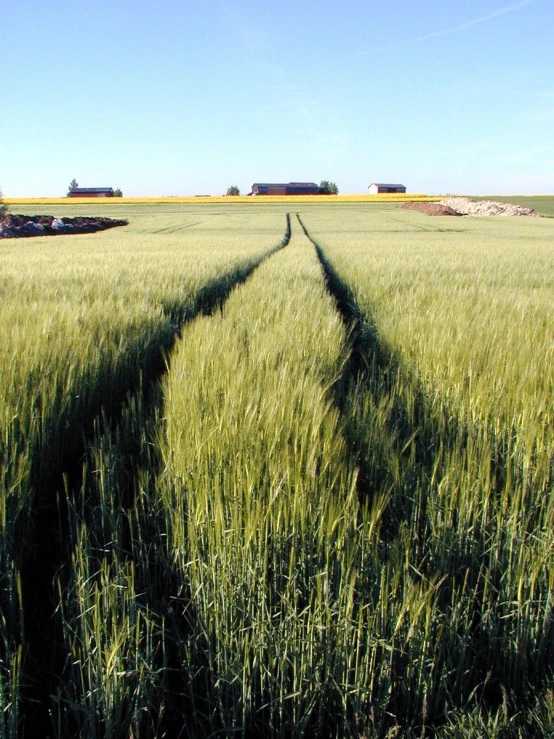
left=319, top=180, right=339, bottom=195
left=0, top=185, right=7, bottom=219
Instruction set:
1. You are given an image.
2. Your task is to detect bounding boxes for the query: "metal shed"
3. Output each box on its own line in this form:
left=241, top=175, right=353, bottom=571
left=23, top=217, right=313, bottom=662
left=251, top=182, right=319, bottom=196
left=68, top=187, right=115, bottom=198
left=368, top=183, right=406, bottom=194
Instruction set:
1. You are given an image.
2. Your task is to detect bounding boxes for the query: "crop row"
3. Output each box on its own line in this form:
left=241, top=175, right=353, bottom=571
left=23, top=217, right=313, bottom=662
left=0, top=210, right=290, bottom=737
left=52, top=211, right=554, bottom=737
left=300, top=209, right=554, bottom=735
left=1, top=203, right=552, bottom=737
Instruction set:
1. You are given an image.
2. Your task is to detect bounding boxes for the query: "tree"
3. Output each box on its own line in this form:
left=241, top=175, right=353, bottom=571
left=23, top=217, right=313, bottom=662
left=226, top=185, right=240, bottom=196
left=113, top=188, right=123, bottom=197
left=67, top=178, right=79, bottom=196
left=319, top=180, right=339, bottom=195
left=0, top=185, right=7, bottom=218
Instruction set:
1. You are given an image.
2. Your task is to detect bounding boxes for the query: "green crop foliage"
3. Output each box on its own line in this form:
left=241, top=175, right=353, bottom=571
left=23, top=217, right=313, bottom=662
left=299, top=205, right=554, bottom=734
left=0, top=204, right=288, bottom=737
left=159, top=215, right=362, bottom=734
left=1, top=201, right=552, bottom=737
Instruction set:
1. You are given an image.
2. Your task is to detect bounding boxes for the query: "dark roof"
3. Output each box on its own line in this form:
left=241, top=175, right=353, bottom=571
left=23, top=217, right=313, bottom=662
left=252, top=182, right=318, bottom=188
left=70, top=187, right=114, bottom=193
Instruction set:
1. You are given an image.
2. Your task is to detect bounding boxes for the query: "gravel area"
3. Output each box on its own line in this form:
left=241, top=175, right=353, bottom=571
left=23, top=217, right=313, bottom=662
left=439, top=197, right=539, bottom=217
left=0, top=214, right=128, bottom=238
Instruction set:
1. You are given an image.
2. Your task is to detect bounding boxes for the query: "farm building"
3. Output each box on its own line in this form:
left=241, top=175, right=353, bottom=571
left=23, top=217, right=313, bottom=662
left=368, top=183, right=406, bottom=194
left=68, top=187, right=115, bottom=198
left=251, top=182, right=319, bottom=196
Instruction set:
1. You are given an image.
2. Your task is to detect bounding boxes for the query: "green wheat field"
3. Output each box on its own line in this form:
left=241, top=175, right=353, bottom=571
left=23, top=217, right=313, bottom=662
left=1, top=200, right=553, bottom=738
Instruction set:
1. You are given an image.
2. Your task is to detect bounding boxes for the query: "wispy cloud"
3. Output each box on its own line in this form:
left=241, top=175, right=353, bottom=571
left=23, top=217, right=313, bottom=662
left=353, top=0, right=542, bottom=57
left=414, top=0, right=541, bottom=42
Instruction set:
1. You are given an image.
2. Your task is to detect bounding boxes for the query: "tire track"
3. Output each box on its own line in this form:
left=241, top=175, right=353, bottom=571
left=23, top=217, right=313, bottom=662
left=297, top=212, right=449, bottom=533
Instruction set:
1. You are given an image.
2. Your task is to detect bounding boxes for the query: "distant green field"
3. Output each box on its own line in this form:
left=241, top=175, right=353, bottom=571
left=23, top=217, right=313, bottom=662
left=472, top=194, right=554, bottom=216
left=10, top=193, right=554, bottom=219
left=1, top=202, right=553, bottom=738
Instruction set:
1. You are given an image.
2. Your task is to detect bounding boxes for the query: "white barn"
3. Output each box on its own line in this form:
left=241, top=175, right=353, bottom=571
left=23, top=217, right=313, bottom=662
left=368, top=183, right=406, bottom=194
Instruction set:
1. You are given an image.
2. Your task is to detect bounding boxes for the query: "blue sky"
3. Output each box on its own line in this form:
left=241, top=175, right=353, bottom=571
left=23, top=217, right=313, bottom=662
left=2, top=0, right=553, bottom=196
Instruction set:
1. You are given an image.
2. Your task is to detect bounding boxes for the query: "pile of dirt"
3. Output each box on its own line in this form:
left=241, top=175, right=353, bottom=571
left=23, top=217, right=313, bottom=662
left=401, top=202, right=461, bottom=216
left=0, top=214, right=128, bottom=239
left=439, top=197, right=539, bottom=217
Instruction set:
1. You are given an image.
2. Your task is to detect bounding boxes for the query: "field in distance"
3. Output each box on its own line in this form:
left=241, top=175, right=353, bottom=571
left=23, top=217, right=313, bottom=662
left=5, top=192, right=438, bottom=206
left=6, top=193, right=554, bottom=215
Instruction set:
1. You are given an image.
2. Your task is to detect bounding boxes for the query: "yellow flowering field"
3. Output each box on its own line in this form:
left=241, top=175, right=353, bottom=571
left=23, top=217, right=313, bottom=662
left=5, top=193, right=439, bottom=206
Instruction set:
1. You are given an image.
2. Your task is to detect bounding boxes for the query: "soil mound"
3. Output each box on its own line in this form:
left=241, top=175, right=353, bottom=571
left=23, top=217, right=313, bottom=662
left=0, top=214, right=128, bottom=239
left=401, top=202, right=461, bottom=216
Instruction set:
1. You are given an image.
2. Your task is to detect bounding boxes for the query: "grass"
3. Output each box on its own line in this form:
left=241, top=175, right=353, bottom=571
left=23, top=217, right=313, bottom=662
left=1, top=200, right=552, bottom=737
left=299, top=205, right=554, bottom=734
left=159, top=215, right=360, bottom=735
left=0, top=205, right=289, bottom=737
left=53, top=394, right=167, bottom=738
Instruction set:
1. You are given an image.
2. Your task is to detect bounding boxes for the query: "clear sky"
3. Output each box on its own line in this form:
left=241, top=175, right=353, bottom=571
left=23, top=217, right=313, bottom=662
left=2, top=0, right=553, bottom=196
